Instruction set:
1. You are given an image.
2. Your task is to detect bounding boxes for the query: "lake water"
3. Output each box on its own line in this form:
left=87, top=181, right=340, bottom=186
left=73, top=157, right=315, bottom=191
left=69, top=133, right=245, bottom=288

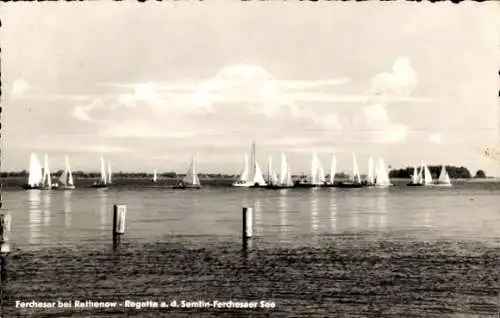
left=1, top=183, right=500, bottom=317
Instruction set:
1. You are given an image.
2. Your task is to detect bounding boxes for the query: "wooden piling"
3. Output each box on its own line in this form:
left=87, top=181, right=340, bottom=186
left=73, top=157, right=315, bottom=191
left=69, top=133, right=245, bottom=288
left=0, top=214, right=11, bottom=254
left=242, top=207, right=253, bottom=249
left=113, top=204, right=126, bottom=247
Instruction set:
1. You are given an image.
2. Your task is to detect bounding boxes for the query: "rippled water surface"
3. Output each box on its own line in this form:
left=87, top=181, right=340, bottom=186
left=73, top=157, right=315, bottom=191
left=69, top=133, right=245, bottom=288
left=1, top=183, right=500, bottom=317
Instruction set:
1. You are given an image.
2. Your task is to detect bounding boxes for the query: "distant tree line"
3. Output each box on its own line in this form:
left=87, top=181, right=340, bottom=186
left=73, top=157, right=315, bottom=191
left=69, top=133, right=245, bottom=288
left=388, top=165, right=474, bottom=179
left=0, top=167, right=487, bottom=179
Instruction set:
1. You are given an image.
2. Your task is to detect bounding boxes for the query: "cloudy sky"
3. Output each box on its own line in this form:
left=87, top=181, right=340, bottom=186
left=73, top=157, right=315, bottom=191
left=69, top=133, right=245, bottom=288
left=1, top=2, right=499, bottom=175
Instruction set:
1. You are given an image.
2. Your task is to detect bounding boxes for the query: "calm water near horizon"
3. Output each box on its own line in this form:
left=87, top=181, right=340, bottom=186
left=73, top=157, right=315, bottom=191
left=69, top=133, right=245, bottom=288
left=1, top=183, right=500, bottom=317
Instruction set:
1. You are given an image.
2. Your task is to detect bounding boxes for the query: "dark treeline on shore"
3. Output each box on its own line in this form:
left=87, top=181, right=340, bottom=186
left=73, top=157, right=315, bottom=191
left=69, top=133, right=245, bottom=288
left=0, top=166, right=488, bottom=179
left=389, top=166, right=481, bottom=179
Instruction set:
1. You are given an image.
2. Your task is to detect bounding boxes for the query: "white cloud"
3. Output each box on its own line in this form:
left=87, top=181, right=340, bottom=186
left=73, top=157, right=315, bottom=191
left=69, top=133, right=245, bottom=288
left=428, top=133, right=443, bottom=144
left=71, top=99, right=104, bottom=122
left=367, top=56, right=418, bottom=97
left=10, top=79, right=31, bottom=98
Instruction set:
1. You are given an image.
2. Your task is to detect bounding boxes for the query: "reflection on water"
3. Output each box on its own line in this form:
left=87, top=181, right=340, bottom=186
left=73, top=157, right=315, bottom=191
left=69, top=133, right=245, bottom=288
left=254, top=197, right=262, bottom=236
left=99, top=190, right=108, bottom=230
left=63, top=190, right=72, bottom=228
left=376, top=192, right=388, bottom=229
left=42, top=191, right=51, bottom=226
left=350, top=198, right=359, bottom=230
left=311, top=190, right=319, bottom=236
left=28, top=190, right=42, bottom=245
left=278, top=191, right=288, bottom=240
left=329, top=194, right=337, bottom=232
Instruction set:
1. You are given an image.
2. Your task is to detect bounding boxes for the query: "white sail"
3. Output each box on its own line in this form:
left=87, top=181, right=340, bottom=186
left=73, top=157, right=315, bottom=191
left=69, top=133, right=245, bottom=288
left=66, top=156, right=74, bottom=186
left=268, top=154, right=274, bottom=185
left=58, top=155, right=73, bottom=186
left=423, top=164, right=433, bottom=185
left=107, top=160, right=112, bottom=184
left=286, top=167, right=294, bottom=187
left=411, top=165, right=419, bottom=183
left=311, top=153, right=325, bottom=185
left=182, top=157, right=201, bottom=186
left=310, top=153, right=318, bottom=184
left=42, top=153, right=52, bottom=188
left=352, top=153, right=361, bottom=183
left=367, top=157, right=375, bottom=184
left=239, top=153, right=249, bottom=182
left=438, top=165, right=451, bottom=185
left=253, top=161, right=266, bottom=185
left=279, top=153, right=288, bottom=185
left=330, top=155, right=336, bottom=184
left=375, top=158, right=391, bottom=186
left=28, top=153, right=43, bottom=186
left=153, top=170, right=158, bottom=182
left=100, top=156, right=107, bottom=184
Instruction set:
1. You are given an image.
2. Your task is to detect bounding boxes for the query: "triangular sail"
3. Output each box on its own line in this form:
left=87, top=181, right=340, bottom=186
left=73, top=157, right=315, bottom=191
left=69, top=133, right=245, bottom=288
left=253, top=161, right=266, bottom=185
left=368, top=157, right=375, bottom=184
left=59, top=155, right=74, bottom=186
left=411, top=166, right=419, bottom=183
left=423, top=164, right=433, bottom=185
left=28, top=153, right=43, bottom=186
left=375, top=159, right=391, bottom=185
left=248, top=141, right=257, bottom=184
left=153, top=170, right=158, bottom=182
left=107, top=160, right=112, bottom=184
left=352, top=153, right=361, bottom=183
left=438, top=165, right=451, bottom=184
left=42, top=153, right=52, bottom=188
left=100, top=156, right=107, bottom=184
left=330, top=155, right=336, bottom=184
left=286, top=167, right=293, bottom=187
left=311, top=153, right=325, bottom=185
left=182, top=157, right=201, bottom=186
left=268, top=154, right=274, bottom=185
left=279, top=153, right=288, bottom=185
left=239, top=153, right=249, bottom=182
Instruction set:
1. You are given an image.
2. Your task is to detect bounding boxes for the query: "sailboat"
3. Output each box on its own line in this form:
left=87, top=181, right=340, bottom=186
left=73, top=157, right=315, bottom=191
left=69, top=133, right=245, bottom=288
left=408, top=161, right=433, bottom=187
left=267, top=153, right=293, bottom=189
left=40, top=153, right=58, bottom=190
left=294, top=153, right=326, bottom=188
left=152, top=170, right=158, bottom=183
left=57, top=155, right=76, bottom=190
left=365, top=156, right=376, bottom=187
left=433, top=165, right=452, bottom=187
left=107, top=160, right=112, bottom=184
left=23, top=153, right=43, bottom=190
left=232, top=141, right=267, bottom=188
left=336, top=152, right=364, bottom=188
left=324, top=154, right=338, bottom=187
left=91, top=156, right=108, bottom=188
left=374, top=158, right=393, bottom=188
left=407, top=165, right=422, bottom=186
left=174, top=157, right=202, bottom=189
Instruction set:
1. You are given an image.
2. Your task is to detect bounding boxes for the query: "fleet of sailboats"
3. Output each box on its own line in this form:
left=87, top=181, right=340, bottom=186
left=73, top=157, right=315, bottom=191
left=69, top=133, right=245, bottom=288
left=20, top=146, right=453, bottom=191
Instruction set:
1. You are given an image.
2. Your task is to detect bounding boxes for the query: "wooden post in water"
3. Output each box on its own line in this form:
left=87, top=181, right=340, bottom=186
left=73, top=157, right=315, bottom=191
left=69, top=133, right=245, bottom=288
left=113, top=204, right=126, bottom=248
left=0, top=214, right=11, bottom=284
left=242, top=207, right=253, bottom=250
left=0, top=215, right=11, bottom=254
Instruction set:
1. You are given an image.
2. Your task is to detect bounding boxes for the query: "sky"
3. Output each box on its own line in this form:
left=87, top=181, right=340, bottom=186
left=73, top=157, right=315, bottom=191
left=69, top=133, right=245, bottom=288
left=1, top=1, right=499, bottom=175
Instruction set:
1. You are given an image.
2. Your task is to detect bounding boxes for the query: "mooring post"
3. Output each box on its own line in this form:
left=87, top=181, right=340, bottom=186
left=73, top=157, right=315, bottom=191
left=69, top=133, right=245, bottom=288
left=0, top=214, right=11, bottom=284
left=242, top=207, right=253, bottom=249
left=113, top=204, right=126, bottom=248
left=0, top=215, right=11, bottom=254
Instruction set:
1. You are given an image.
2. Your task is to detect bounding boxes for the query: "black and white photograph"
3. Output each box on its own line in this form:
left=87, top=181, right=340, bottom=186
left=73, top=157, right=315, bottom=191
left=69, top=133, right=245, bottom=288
left=1, top=1, right=499, bottom=316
